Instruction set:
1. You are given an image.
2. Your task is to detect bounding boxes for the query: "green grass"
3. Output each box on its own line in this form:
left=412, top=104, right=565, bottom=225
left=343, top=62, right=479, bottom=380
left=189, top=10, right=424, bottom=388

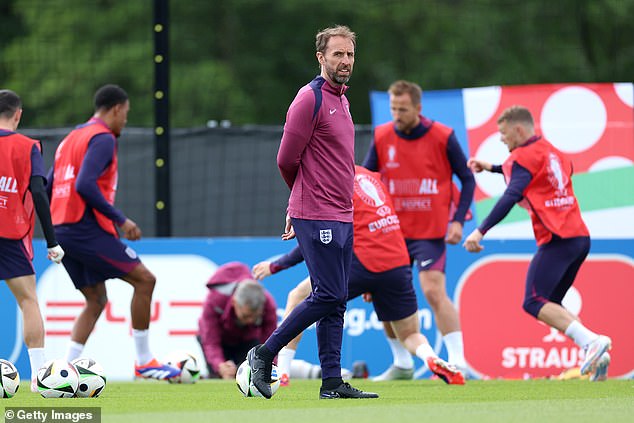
left=4, top=379, right=634, bottom=423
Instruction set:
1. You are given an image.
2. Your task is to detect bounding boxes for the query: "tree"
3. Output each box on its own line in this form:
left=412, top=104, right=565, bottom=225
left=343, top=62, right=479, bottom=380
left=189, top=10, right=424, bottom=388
left=3, top=0, right=633, bottom=127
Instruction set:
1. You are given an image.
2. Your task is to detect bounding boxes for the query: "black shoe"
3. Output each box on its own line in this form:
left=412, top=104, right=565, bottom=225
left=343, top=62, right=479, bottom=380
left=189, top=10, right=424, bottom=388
left=319, top=382, right=379, bottom=399
left=247, top=346, right=272, bottom=399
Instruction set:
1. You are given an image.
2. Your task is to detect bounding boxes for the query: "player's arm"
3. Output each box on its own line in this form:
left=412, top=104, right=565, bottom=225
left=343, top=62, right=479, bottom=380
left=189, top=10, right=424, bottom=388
left=464, top=162, right=531, bottom=252
left=252, top=245, right=305, bottom=280
left=277, top=91, right=316, bottom=190
left=478, top=162, right=531, bottom=234
left=361, top=139, right=379, bottom=171
left=446, top=133, right=475, bottom=225
left=75, top=134, right=127, bottom=225
left=45, top=166, right=54, bottom=200
left=270, top=246, right=304, bottom=274
left=468, top=157, right=503, bottom=174
left=29, top=145, right=64, bottom=262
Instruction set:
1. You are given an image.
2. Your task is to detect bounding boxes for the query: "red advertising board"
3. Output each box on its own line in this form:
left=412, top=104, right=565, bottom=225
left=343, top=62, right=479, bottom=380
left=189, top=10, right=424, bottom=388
left=458, top=255, right=634, bottom=379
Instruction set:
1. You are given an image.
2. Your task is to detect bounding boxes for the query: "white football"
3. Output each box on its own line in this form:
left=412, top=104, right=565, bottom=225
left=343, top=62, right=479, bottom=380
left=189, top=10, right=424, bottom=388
left=235, top=360, right=280, bottom=398
left=0, top=359, right=20, bottom=398
left=71, top=357, right=106, bottom=398
left=165, top=351, right=201, bottom=384
left=37, top=359, right=79, bottom=398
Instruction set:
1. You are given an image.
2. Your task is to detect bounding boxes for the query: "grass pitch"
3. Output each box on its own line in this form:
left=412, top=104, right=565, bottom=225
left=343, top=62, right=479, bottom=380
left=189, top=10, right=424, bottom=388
left=5, top=379, right=633, bottom=423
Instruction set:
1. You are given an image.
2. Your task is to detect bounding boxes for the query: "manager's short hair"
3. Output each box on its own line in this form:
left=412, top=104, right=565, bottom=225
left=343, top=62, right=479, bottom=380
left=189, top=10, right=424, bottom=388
left=315, top=25, right=356, bottom=54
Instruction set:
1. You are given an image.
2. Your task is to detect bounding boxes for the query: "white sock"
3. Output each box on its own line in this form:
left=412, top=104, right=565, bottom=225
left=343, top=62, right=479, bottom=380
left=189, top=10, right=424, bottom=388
left=415, top=343, right=436, bottom=363
left=132, top=329, right=153, bottom=365
left=66, top=341, right=85, bottom=362
left=277, top=347, right=296, bottom=377
left=443, top=331, right=467, bottom=368
left=387, top=337, right=414, bottom=369
left=564, top=320, right=599, bottom=348
left=27, top=348, right=46, bottom=381
left=290, top=359, right=320, bottom=379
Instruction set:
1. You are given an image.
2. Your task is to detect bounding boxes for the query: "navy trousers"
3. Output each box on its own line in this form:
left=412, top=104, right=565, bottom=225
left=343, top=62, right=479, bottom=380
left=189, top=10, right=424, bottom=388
left=264, top=218, right=353, bottom=379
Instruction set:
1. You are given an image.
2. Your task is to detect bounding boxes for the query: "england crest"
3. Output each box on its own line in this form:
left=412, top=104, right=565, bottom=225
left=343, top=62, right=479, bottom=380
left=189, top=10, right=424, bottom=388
left=319, top=229, right=332, bottom=244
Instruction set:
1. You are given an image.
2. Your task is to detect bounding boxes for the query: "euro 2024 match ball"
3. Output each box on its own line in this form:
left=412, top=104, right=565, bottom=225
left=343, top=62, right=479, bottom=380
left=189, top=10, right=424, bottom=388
left=235, top=360, right=280, bottom=398
left=0, top=359, right=20, bottom=398
left=71, top=357, right=107, bottom=397
left=37, top=359, right=79, bottom=398
left=165, top=351, right=201, bottom=384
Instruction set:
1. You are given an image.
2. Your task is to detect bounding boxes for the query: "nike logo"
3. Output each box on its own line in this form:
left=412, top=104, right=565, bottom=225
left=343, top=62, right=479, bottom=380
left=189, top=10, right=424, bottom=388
left=419, top=259, right=433, bottom=268
left=329, top=108, right=337, bottom=115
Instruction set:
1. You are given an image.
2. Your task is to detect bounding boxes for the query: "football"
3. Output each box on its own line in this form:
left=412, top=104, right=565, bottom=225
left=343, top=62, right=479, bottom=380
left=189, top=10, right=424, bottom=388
left=0, top=359, right=20, bottom=398
left=71, top=357, right=106, bottom=398
left=235, top=360, right=280, bottom=398
left=37, top=359, right=79, bottom=398
left=165, top=351, right=200, bottom=384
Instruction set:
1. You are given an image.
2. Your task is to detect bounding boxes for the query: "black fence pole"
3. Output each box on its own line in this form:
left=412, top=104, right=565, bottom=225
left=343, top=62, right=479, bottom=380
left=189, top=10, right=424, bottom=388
left=153, top=0, right=171, bottom=236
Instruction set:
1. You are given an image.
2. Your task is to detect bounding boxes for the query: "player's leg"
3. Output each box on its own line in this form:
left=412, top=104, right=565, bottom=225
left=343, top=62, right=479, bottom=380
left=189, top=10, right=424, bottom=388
left=121, top=261, right=156, bottom=330
left=6, top=274, right=44, bottom=349
left=120, top=261, right=178, bottom=379
left=47, top=249, right=106, bottom=362
left=409, top=239, right=467, bottom=372
left=6, top=274, right=46, bottom=391
left=1, top=239, right=46, bottom=391
left=418, top=269, right=466, bottom=371
left=66, top=282, right=108, bottom=361
left=526, top=237, right=610, bottom=377
left=390, top=314, right=464, bottom=385
left=372, top=320, right=415, bottom=381
left=347, top=262, right=415, bottom=381
left=364, top=262, right=464, bottom=385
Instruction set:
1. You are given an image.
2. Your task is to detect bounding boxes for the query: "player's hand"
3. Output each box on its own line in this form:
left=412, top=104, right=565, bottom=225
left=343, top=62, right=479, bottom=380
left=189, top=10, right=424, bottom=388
left=445, top=221, right=463, bottom=245
left=218, top=360, right=237, bottom=379
left=281, top=214, right=295, bottom=240
left=120, top=218, right=142, bottom=241
left=463, top=229, right=484, bottom=253
left=252, top=261, right=272, bottom=280
left=47, top=244, right=65, bottom=264
left=467, top=158, right=492, bottom=173
left=362, top=292, right=373, bottom=303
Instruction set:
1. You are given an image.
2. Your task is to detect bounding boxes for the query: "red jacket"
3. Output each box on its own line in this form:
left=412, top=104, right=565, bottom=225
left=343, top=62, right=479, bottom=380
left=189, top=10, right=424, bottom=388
left=198, top=262, right=277, bottom=373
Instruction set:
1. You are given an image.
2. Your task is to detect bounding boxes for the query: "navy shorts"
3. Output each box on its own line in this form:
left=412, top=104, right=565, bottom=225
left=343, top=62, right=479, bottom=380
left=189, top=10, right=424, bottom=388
left=347, top=255, right=418, bottom=322
left=0, top=238, right=34, bottom=280
left=55, top=225, right=140, bottom=289
left=523, top=236, right=591, bottom=317
left=405, top=238, right=447, bottom=273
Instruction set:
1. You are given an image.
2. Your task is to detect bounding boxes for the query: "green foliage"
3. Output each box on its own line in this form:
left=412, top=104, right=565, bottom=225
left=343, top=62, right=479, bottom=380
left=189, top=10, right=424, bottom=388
left=2, top=0, right=633, bottom=126
left=2, top=0, right=153, bottom=127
